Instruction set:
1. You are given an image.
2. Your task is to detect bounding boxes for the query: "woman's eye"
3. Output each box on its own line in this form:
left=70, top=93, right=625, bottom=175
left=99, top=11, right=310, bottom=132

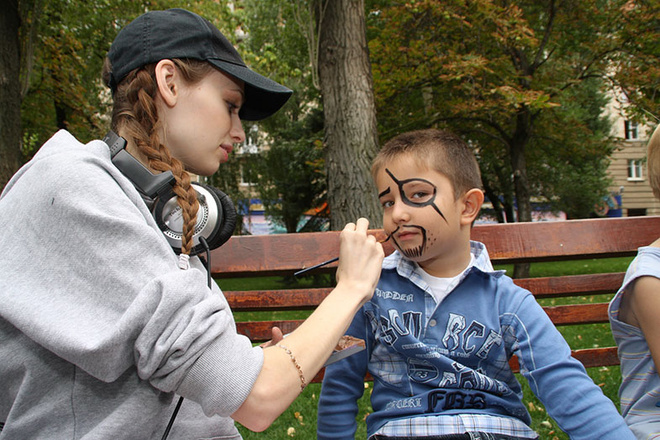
left=227, top=102, right=240, bottom=114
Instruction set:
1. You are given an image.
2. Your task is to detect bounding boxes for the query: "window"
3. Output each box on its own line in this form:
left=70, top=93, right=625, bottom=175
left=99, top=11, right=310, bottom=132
left=628, top=159, right=643, bottom=180
left=239, top=165, right=256, bottom=186
left=624, top=121, right=639, bottom=140
left=628, top=208, right=647, bottom=217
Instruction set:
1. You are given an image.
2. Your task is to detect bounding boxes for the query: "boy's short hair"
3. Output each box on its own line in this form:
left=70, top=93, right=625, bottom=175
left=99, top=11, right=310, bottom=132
left=372, top=129, right=483, bottom=199
left=648, top=124, right=660, bottom=200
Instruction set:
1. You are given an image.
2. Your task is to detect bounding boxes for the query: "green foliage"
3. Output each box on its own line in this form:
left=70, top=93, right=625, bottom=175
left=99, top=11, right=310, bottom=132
left=232, top=0, right=328, bottom=232
left=611, top=1, right=660, bottom=122
left=251, top=136, right=326, bottom=233
left=239, top=0, right=322, bottom=131
left=19, top=0, right=238, bottom=159
left=529, top=79, right=616, bottom=218
left=366, top=0, right=640, bottom=221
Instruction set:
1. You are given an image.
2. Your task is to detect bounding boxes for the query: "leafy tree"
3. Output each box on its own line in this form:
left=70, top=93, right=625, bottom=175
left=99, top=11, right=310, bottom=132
left=238, top=0, right=382, bottom=231
left=241, top=0, right=383, bottom=231
left=367, top=0, right=636, bottom=230
left=610, top=1, right=660, bottom=125
left=228, top=0, right=329, bottom=233
left=252, top=135, right=326, bottom=233
left=14, top=0, right=239, bottom=162
left=532, top=78, right=615, bottom=219
left=19, top=0, right=152, bottom=156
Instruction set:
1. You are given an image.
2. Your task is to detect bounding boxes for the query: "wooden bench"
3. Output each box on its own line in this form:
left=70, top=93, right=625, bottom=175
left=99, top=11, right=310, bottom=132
left=209, top=216, right=660, bottom=382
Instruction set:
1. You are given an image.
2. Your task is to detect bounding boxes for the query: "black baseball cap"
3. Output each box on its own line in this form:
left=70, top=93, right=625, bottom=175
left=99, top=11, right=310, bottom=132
left=106, top=8, right=292, bottom=121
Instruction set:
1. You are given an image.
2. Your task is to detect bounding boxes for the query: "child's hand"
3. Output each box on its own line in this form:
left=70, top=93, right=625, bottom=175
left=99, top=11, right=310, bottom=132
left=335, top=218, right=384, bottom=304
left=259, top=326, right=284, bottom=348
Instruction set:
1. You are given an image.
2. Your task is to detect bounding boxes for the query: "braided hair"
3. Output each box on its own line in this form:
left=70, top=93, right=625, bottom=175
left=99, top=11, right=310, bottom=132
left=103, top=58, right=216, bottom=257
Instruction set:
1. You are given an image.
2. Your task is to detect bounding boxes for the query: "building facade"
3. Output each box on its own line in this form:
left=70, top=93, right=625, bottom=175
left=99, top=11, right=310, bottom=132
left=605, top=97, right=659, bottom=216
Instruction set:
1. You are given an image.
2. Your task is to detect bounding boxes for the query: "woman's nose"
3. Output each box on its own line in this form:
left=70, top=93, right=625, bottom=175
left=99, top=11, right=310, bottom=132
left=232, top=116, right=246, bottom=143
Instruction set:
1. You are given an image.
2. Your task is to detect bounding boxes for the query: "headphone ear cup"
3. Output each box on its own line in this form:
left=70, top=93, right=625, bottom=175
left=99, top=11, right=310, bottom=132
left=152, top=183, right=236, bottom=255
left=196, top=183, right=236, bottom=253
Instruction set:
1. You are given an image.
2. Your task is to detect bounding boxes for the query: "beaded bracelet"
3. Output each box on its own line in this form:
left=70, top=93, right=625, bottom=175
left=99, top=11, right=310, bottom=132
left=276, top=344, right=307, bottom=392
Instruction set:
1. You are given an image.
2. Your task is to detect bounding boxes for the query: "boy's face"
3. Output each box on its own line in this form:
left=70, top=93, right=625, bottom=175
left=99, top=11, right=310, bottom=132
left=375, top=155, right=466, bottom=270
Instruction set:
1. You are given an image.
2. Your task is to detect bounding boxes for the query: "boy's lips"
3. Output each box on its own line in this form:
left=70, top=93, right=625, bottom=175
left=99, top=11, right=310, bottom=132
left=395, top=227, right=420, bottom=242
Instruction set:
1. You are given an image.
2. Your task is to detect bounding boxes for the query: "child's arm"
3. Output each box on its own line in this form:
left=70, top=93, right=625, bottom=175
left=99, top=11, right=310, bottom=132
left=317, top=312, right=370, bottom=440
left=620, top=275, right=660, bottom=370
left=511, top=291, right=635, bottom=440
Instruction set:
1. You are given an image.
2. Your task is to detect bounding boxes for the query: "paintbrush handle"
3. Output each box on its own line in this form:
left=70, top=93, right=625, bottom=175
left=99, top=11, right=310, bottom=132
left=293, top=256, right=339, bottom=277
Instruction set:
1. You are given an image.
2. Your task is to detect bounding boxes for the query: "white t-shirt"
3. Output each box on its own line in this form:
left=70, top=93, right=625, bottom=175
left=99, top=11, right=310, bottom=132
left=417, top=254, right=476, bottom=304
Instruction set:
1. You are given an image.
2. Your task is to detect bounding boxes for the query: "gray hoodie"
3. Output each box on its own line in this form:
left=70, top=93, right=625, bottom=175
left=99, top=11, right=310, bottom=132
left=0, top=130, right=262, bottom=439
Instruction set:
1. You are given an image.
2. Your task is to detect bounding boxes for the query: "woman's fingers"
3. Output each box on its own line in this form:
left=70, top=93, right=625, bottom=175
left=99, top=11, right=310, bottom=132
left=336, top=218, right=384, bottom=298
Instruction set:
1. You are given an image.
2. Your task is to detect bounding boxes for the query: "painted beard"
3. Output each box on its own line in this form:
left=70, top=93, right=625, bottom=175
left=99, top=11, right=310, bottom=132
left=392, top=225, right=427, bottom=259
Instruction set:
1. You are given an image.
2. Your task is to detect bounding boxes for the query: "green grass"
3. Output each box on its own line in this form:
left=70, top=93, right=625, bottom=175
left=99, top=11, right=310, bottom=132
left=221, top=257, right=633, bottom=439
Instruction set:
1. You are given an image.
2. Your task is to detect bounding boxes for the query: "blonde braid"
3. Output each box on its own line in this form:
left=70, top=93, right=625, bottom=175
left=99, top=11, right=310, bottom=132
left=109, top=64, right=199, bottom=257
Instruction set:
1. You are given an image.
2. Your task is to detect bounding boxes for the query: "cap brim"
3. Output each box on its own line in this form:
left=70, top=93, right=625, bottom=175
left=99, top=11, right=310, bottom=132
left=209, top=59, right=293, bottom=121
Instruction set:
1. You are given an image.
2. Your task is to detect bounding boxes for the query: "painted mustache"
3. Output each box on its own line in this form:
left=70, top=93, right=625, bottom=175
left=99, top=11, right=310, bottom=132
left=390, top=225, right=427, bottom=259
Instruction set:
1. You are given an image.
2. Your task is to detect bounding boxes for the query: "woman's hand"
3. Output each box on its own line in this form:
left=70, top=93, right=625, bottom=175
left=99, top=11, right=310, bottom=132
left=259, top=326, right=284, bottom=349
left=335, top=218, right=385, bottom=305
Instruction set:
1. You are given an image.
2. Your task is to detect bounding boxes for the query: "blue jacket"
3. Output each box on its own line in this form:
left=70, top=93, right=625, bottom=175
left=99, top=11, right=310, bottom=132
left=318, top=243, right=633, bottom=440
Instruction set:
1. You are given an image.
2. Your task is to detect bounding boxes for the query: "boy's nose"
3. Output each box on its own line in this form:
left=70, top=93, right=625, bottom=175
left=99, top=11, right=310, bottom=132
left=391, top=200, right=411, bottom=224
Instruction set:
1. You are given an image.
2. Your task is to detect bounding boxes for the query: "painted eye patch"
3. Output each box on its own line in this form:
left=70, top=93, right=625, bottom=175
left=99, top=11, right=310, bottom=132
left=384, top=169, right=447, bottom=222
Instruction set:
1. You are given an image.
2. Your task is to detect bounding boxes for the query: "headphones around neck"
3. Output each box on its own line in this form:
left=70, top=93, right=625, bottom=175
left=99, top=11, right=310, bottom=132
left=103, top=131, right=237, bottom=255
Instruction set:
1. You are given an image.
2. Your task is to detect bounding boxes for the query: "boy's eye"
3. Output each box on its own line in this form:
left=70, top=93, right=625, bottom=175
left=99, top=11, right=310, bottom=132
left=401, top=181, right=436, bottom=205
left=381, top=200, right=394, bottom=209
left=411, top=191, right=430, bottom=200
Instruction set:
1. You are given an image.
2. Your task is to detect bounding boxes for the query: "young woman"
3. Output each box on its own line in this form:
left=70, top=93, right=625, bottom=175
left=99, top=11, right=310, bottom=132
left=0, top=9, right=384, bottom=440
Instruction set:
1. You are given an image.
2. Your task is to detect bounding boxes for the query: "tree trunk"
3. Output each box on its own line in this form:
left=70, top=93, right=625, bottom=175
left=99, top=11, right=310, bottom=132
left=0, top=0, right=22, bottom=191
left=510, top=107, right=533, bottom=278
left=315, top=0, right=382, bottom=230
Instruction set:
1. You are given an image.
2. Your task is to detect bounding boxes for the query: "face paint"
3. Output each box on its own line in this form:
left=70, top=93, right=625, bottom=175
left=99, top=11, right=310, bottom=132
left=390, top=225, right=427, bottom=258
left=385, top=169, right=447, bottom=222
left=382, top=168, right=448, bottom=259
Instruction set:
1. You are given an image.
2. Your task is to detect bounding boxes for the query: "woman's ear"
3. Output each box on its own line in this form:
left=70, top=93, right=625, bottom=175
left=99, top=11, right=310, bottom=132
left=154, top=59, right=179, bottom=107
left=460, top=188, right=485, bottom=226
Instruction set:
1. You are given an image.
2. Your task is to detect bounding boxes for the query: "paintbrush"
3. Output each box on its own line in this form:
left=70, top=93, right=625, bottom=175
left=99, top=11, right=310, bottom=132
left=293, top=235, right=390, bottom=278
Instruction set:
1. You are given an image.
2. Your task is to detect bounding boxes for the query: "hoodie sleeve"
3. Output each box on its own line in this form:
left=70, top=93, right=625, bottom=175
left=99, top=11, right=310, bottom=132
left=0, top=133, right=262, bottom=417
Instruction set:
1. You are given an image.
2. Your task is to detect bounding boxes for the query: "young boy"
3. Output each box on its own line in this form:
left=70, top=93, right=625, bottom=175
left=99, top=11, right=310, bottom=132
left=609, top=123, right=660, bottom=439
left=317, top=129, right=634, bottom=440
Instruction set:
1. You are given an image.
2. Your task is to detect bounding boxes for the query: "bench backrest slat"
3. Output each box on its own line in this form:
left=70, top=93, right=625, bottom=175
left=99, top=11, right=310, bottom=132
left=210, top=216, right=660, bottom=277
left=224, top=272, right=626, bottom=312
left=216, top=216, right=660, bottom=381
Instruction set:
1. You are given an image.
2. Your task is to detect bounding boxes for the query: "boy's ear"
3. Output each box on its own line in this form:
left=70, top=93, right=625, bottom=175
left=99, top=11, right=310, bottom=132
left=460, top=188, right=484, bottom=225
left=154, top=59, right=179, bottom=107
